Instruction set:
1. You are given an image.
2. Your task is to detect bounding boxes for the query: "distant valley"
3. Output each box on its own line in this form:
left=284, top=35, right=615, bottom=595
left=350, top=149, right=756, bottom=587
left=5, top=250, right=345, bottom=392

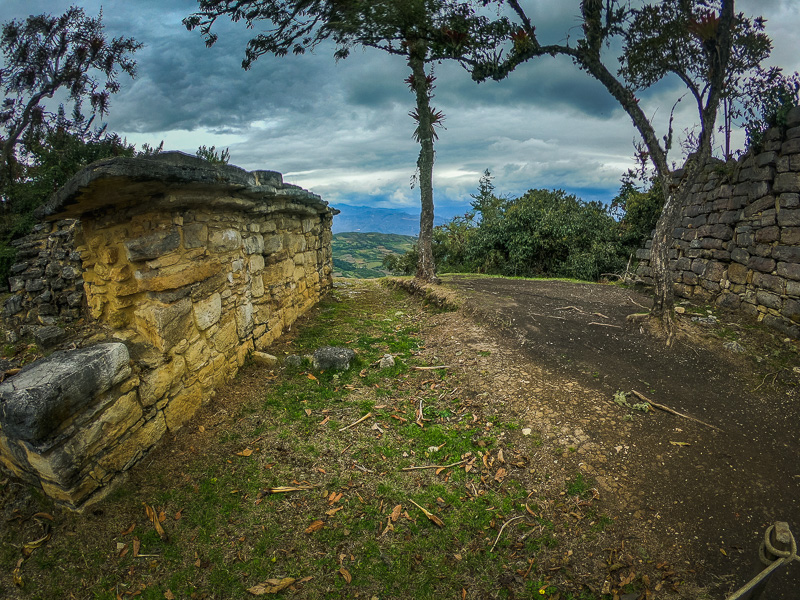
left=332, top=232, right=415, bottom=278
left=331, top=204, right=447, bottom=236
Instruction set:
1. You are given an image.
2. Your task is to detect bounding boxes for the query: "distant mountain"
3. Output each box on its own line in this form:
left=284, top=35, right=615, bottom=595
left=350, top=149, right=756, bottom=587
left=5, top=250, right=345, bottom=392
left=332, top=232, right=416, bottom=279
left=332, top=205, right=447, bottom=235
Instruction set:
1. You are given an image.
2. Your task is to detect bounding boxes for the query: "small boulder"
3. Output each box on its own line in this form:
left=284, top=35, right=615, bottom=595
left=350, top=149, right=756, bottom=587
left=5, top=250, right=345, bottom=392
left=312, top=346, right=356, bottom=371
left=379, top=354, right=395, bottom=369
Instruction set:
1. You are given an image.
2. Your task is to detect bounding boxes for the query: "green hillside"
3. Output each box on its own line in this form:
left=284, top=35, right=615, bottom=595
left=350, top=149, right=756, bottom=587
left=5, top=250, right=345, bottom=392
left=332, top=232, right=416, bottom=278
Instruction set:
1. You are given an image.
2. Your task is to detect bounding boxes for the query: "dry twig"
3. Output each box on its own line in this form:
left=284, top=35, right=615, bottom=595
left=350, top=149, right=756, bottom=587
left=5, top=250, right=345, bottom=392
left=631, top=390, right=722, bottom=432
left=339, top=412, right=373, bottom=432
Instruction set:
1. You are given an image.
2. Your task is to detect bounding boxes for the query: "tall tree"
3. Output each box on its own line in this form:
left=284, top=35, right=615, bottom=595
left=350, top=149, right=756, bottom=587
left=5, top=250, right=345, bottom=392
left=185, top=0, right=489, bottom=282
left=0, top=6, right=141, bottom=185
left=469, top=0, right=781, bottom=342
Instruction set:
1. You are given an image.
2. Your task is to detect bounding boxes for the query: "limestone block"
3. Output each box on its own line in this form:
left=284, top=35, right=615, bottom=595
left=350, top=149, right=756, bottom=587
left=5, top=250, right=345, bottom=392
left=0, top=343, right=131, bottom=444
left=756, top=290, right=782, bottom=310
left=139, top=357, right=186, bottom=407
left=237, top=339, right=254, bottom=367
left=312, top=346, right=356, bottom=371
left=184, top=223, right=208, bottom=249
left=124, top=229, right=180, bottom=262
left=209, top=228, right=241, bottom=252
left=252, top=351, right=278, bottom=367
left=96, top=411, right=167, bottom=475
left=250, top=254, right=265, bottom=273
left=252, top=274, right=265, bottom=298
left=212, top=316, right=238, bottom=353
left=784, top=299, right=800, bottom=323
left=39, top=474, right=101, bottom=508
left=236, top=302, right=254, bottom=339
left=135, top=259, right=221, bottom=292
left=184, top=340, right=210, bottom=374
left=164, top=385, right=204, bottom=431
left=134, top=297, right=193, bottom=352
left=244, top=234, right=264, bottom=254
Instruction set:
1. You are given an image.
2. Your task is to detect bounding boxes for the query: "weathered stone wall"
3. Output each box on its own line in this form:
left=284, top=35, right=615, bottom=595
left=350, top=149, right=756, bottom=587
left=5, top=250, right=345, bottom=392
left=636, top=107, right=800, bottom=339
left=0, top=153, right=335, bottom=508
left=3, top=219, right=85, bottom=331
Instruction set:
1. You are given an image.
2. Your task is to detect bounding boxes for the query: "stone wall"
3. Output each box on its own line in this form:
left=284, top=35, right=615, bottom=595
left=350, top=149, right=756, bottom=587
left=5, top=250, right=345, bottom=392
left=0, top=152, right=335, bottom=508
left=636, top=107, right=800, bottom=339
left=3, top=219, right=85, bottom=332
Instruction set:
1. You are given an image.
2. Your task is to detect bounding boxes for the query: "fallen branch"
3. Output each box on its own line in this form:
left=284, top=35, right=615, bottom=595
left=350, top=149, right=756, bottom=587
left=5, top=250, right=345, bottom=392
left=631, top=390, right=723, bottom=432
left=530, top=312, right=567, bottom=320
left=588, top=322, right=622, bottom=328
left=339, top=412, right=373, bottom=432
left=263, top=484, right=319, bottom=494
left=628, top=296, right=648, bottom=309
left=408, top=499, right=444, bottom=527
left=412, top=366, right=450, bottom=371
left=401, top=459, right=468, bottom=472
left=490, top=516, right=526, bottom=552
left=556, top=305, right=585, bottom=313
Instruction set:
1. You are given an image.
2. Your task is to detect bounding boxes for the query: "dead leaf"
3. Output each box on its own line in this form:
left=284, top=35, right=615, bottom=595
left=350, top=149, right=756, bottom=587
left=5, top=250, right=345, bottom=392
left=390, top=504, right=402, bottom=522
left=669, top=441, right=690, bottom=447
left=304, top=409, right=312, bottom=417
left=326, top=506, right=343, bottom=517
left=164, top=590, right=176, bottom=600
left=121, top=522, right=136, bottom=535
left=144, top=504, right=168, bottom=541
left=408, top=499, right=444, bottom=528
left=494, top=467, right=507, bottom=482
left=32, top=512, right=54, bottom=521
left=497, top=448, right=505, bottom=463
left=198, top=425, right=205, bottom=433
left=247, top=577, right=296, bottom=595
left=462, top=589, right=467, bottom=600
left=174, top=509, right=183, bottom=521
left=307, top=373, right=318, bottom=381
left=158, top=511, right=167, bottom=523
left=236, top=448, right=254, bottom=457
left=339, top=567, right=352, bottom=584
left=119, top=543, right=129, bottom=558
left=305, top=520, right=324, bottom=534
left=133, top=537, right=141, bottom=557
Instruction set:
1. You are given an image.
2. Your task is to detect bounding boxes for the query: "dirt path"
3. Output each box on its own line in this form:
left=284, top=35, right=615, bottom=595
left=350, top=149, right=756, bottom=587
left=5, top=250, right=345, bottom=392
left=431, top=275, right=800, bottom=598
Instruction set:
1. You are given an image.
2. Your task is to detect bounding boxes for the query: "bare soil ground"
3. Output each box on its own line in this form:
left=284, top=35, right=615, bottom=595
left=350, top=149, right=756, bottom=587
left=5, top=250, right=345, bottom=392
left=432, top=274, right=800, bottom=598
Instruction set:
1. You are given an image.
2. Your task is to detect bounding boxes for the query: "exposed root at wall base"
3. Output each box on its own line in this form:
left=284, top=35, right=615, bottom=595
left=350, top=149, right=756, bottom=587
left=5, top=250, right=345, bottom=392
left=383, top=277, right=461, bottom=311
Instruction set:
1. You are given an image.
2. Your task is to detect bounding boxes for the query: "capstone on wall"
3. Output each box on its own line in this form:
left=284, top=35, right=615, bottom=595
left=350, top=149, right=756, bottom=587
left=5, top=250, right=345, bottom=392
left=636, top=106, right=800, bottom=340
left=0, top=152, right=335, bottom=508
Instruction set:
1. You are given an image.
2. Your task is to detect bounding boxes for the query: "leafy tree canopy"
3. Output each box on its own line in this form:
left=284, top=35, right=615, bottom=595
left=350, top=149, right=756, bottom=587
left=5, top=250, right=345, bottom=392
left=0, top=6, right=142, bottom=180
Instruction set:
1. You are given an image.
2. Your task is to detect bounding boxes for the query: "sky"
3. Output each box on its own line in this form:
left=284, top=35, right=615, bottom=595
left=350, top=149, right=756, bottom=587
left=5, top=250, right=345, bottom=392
left=1, top=0, right=799, bottom=220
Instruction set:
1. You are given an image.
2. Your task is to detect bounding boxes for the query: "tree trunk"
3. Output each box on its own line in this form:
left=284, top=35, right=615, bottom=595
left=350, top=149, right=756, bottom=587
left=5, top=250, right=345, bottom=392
left=408, top=47, right=438, bottom=284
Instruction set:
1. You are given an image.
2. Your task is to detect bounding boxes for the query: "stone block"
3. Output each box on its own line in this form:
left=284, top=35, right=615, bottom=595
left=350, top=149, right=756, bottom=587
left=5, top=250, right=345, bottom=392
left=773, top=246, right=800, bottom=262
left=193, top=293, right=221, bottom=330
left=134, top=298, right=193, bottom=352
left=184, top=339, right=211, bottom=372
left=777, top=262, right=800, bottom=281
left=716, top=293, right=741, bottom=310
left=683, top=271, right=699, bottom=285
left=236, top=302, right=254, bottom=339
left=96, top=411, right=167, bottom=476
left=244, top=234, right=264, bottom=254
left=691, top=259, right=707, bottom=275
left=703, top=261, right=726, bottom=282
left=251, top=352, right=278, bottom=367
left=0, top=343, right=131, bottom=444
left=249, top=254, right=265, bottom=273
left=755, top=226, right=780, bottom=243
left=747, top=256, right=776, bottom=273
left=784, top=298, right=800, bottom=323
left=124, top=229, right=180, bottom=262
left=756, top=290, right=782, bottom=310
left=135, top=259, right=220, bottom=292
left=779, top=193, right=800, bottom=209
left=727, top=262, right=749, bottom=284
left=744, top=195, right=775, bottom=218
left=212, top=316, right=238, bottom=353
left=777, top=209, right=800, bottom=227
left=781, top=138, right=800, bottom=155
left=139, top=357, right=186, bottom=407
left=183, top=223, right=208, bottom=249
left=753, top=272, right=784, bottom=295
left=164, top=385, right=204, bottom=431
left=312, top=346, right=356, bottom=371
left=209, top=228, right=242, bottom=252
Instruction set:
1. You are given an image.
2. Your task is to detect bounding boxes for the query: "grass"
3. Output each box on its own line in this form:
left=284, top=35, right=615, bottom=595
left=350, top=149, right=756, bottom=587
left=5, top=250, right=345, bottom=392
left=0, top=280, right=631, bottom=600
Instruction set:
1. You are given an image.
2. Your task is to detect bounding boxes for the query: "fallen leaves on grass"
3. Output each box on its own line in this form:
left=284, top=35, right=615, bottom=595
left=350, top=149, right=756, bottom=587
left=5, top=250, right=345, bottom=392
left=339, top=567, right=352, bottom=584
left=13, top=513, right=53, bottom=587
left=669, top=441, right=690, bottom=447
left=121, top=522, right=136, bottom=535
left=247, top=577, right=296, bottom=595
left=235, top=448, right=254, bottom=457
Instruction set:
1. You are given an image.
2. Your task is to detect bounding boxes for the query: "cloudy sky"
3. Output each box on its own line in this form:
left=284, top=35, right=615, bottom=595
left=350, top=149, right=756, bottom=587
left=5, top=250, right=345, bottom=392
left=1, top=0, right=798, bottom=220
